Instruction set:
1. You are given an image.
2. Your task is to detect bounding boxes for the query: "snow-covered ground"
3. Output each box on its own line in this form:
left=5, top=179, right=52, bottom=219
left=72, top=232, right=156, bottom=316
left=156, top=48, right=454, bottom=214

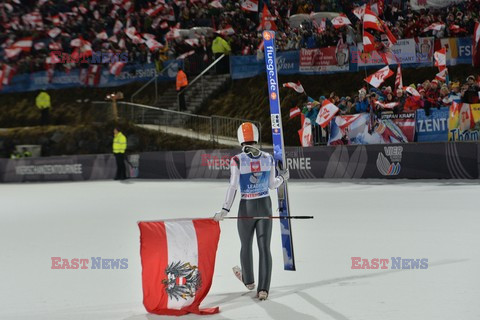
left=1, top=180, right=479, bottom=320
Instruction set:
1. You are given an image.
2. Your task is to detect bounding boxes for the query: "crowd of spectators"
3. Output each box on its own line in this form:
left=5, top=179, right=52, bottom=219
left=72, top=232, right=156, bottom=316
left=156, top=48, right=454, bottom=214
left=301, top=74, right=480, bottom=128
left=1, top=0, right=480, bottom=77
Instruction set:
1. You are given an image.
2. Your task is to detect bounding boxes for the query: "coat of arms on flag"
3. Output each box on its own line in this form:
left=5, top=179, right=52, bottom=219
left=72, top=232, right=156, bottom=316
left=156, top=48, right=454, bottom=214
left=139, top=219, right=220, bottom=316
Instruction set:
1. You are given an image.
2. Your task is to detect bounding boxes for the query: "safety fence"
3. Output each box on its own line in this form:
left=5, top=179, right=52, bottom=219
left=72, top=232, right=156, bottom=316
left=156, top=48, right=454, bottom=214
left=92, top=101, right=262, bottom=147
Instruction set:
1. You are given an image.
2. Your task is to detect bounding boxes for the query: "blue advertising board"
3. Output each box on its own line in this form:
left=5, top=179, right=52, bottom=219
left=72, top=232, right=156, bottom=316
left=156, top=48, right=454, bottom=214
left=415, top=107, right=449, bottom=142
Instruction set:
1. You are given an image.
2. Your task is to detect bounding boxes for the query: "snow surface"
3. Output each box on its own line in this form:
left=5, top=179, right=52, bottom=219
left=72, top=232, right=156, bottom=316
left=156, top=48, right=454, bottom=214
left=1, top=180, right=480, bottom=320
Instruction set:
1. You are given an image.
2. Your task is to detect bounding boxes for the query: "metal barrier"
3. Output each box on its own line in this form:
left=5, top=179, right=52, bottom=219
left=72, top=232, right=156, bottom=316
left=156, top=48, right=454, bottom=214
left=92, top=101, right=262, bottom=147
left=177, top=54, right=225, bottom=112
left=130, top=63, right=178, bottom=104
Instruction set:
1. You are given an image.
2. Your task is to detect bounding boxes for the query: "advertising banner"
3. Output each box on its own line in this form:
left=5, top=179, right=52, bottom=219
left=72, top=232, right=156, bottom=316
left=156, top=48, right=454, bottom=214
left=448, top=102, right=480, bottom=141
left=415, top=107, right=449, bottom=142
left=328, top=112, right=415, bottom=145
left=299, top=47, right=349, bottom=72
left=230, top=50, right=299, bottom=80
left=410, top=0, right=465, bottom=10
left=0, top=60, right=181, bottom=94
left=0, top=154, right=115, bottom=182
left=438, top=37, right=473, bottom=66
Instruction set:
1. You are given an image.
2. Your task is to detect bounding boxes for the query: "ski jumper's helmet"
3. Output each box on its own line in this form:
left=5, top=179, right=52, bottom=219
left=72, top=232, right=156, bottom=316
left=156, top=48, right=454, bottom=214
left=237, top=122, right=259, bottom=145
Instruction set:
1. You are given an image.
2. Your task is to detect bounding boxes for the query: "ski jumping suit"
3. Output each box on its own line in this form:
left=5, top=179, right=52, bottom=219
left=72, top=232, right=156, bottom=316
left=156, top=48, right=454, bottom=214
left=222, top=150, right=285, bottom=293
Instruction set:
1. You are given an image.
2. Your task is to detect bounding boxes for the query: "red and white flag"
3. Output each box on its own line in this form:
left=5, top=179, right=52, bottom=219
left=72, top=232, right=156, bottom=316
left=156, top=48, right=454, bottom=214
left=177, top=50, right=195, bottom=60
left=434, top=47, right=447, bottom=71
left=298, top=116, right=313, bottom=147
left=474, top=22, right=480, bottom=48
left=85, top=64, right=102, bottom=86
left=241, top=0, right=258, bottom=12
left=316, top=99, right=340, bottom=128
left=146, top=38, right=164, bottom=52
left=34, top=42, right=46, bottom=50
left=70, top=38, right=83, bottom=47
left=363, top=9, right=383, bottom=33
left=109, top=61, right=125, bottom=76
left=449, top=24, right=467, bottom=34
left=364, top=66, right=394, bottom=88
left=363, top=31, right=376, bottom=53
left=368, top=2, right=383, bottom=16
left=394, top=64, right=403, bottom=91
left=97, top=30, right=109, bottom=40
left=138, top=219, right=220, bottom=316
left=375, top=101, right=399, bottom=109
left=146, top=4, right=164, bottom=16
left=49, top=41, right=62, bottom=51
left=160, top=21, right=169, bottom=29
left=5, top=48, right=22, bottom=59
left=209, top=0, right=223, bottom=9
left=423, top=22, right=444, bottom=32
left=289, top=107, right=301, bottom=119
left=1, top=64, right=15, bottom=86
left=185, top=38, right=199, bottom=47
left=260, top=5, right=277, bottom=31
left=48, top=27, right=62, bottom=38
left=11, top=37, right=33, bottom=52
left=331, top=14, right=351, bottom=29
left=113, top=20, right=123, bottom=34
left=335, top=114, right=362, bottom=129
left=218, top=25, right=235, bottom=36
left=404, top=86, right=421, bottom=97
left=282, top=81, right=304, bottom=94
left=435, top=68, right=448, bottom=82
left=352, top=4, right=366, bottom=20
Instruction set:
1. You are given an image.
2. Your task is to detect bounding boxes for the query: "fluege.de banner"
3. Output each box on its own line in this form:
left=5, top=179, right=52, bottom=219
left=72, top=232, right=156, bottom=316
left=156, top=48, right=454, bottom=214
left=448, top=102, right=480, bottom=141
left=328, top=112, right=416, bottom=145
left=416, top=107, right=449, bottom=142
left=299, top=47, right=349, bottom=72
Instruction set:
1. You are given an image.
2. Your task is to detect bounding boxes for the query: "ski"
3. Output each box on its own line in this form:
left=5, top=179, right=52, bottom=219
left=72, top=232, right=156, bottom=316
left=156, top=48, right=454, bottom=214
left=262, top=30, right=296, bottom=271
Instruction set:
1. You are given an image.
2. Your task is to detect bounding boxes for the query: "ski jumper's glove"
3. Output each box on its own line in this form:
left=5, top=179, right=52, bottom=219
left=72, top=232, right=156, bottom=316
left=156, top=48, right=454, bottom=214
left=213, top=208, right=229, bottom=221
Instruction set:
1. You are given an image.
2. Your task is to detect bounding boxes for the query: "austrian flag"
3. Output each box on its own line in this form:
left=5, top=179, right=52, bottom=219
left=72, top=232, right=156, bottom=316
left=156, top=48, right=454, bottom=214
left=138, top=219, right=220, bottom=316
left=364, top=66, right=394, bottom=88
left=282, top=81, right=304, bottom=93
left=316, top=99, right=340, bottom=128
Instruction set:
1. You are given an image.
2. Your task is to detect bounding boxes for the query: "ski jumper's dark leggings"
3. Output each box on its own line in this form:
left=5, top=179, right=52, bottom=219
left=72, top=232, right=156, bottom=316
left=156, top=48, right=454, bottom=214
left=237, top=196, right=272, bottom=293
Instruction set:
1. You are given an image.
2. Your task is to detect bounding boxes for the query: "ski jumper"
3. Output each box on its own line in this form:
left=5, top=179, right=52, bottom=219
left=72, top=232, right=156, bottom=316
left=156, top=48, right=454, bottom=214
left=222, top=150, right=285, bottom=293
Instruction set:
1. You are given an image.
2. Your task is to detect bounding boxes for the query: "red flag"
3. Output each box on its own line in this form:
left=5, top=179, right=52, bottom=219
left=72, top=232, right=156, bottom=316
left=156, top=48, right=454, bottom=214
left=364, top=66, right=394, bottom=88
left=138, top=219, right=220, bottom=316
left=298, top=117, right=313, bottom=146
left=11, top=37, right=33, bottom=52
left=209, top=0, right=223, bottom=9
left=146, top=4, right=164, bottom=17
left=368, top=2, right=384, bottom=16
left=5, top=48, right=22, bottom=59
left=434, top=47, right=447, bottom=71
left=289, top=107, right=301, bottom=119
left=404, top=86, right=421, bottom=97
left=394, top=64, right=403, bottom=92
left=260, top=5, right=277, bottom=31
left=375, top=101, right=399, bottom=110
left=96, top=30, right=108, bottom=40
left=352, top=4, right=366, bottom=20
left=474, top=22, right=480, bottom=48
left=435, top=68, right=448, bottom=82
left=86, top=64, right=102, bottom=86
left=48, top=28, right=62, bottom=38
left=363, top=9, right=383, bottom=33
left=241, top=0, right=258, bottom=12
left=282, top=81, right=304, bottom=93
left=1, top=64, right=15, bottom=86
left=362, top=31, right=376, bottom=53
left=423, top=22, right=444, bottom=32
left=146, top=38, right=164, bottom=52
left=316, top=99, right=340, bottom=128
left=334, top=114, right=362, bottom=129
left=331, top=14, right=351, bottom=29
left=177, top=50, right=195, bottom=60
left=449, top=24, right=467, bottom=34
left=109, top=61, right=125, bottom=76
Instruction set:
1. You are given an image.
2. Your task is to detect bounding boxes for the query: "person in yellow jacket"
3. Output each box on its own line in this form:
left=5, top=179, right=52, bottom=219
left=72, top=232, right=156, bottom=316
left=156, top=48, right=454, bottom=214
left=36, top=90, right=51, bottom=126
left=176, top=67, right=188, bottom=111
left=212, top=34, right=231, bottom=74
left=113, top=128, right=128, bottom=180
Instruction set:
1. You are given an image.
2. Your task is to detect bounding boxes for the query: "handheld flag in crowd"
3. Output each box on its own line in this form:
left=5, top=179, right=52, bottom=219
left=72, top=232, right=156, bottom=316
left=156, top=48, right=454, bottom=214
left=434, top=47, right=447, bottom=71
left=335, top=114, right=361, bottom=129
left=331, top=14, right=351, bottom=29
left=362, top=31, right=376, bottom=53
left=138, top=219, right=220, bottom=316
left=363, top=8, right=383, bottom=33
left=423, top=22, right=445, bottom=33
left=260, top=5, right=277, bottom=31
left=404, top=86, right=421, bottom=97
left=316, top=99, right=340, bottom=128
left=435, top=68, right=448, bottom=83
left=282, top=81, right=304, bottom=94
left=241, top=0, right=258, bottom=12
left=375, top=101, right=399, bottom=109
left=289, top=107, right=301, bottom=119
left=298, top=115, right=313, bottom=147
left=364, top=66, right=394, bottom=88
left=394, top=64, right=403, bottom=92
